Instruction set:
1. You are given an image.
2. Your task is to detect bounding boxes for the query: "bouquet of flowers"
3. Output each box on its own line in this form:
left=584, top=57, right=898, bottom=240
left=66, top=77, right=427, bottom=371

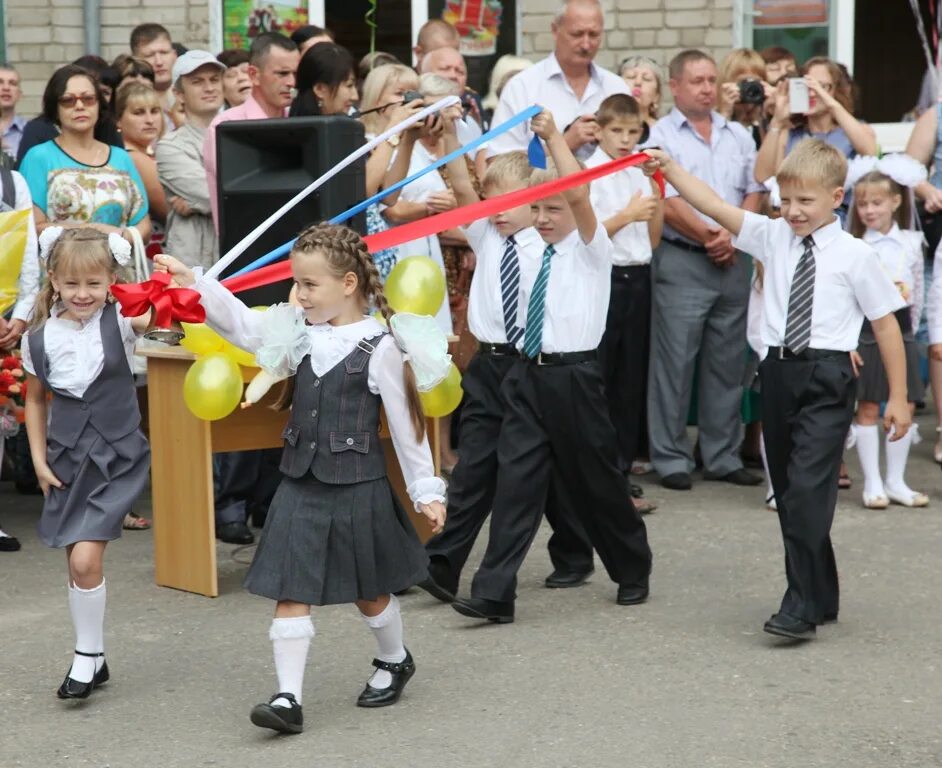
left=0, top=351, right=26, bottom=437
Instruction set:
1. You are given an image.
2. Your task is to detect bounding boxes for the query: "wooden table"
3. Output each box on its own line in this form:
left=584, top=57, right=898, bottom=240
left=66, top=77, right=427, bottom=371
left=140, top=345, right=440, bottom=597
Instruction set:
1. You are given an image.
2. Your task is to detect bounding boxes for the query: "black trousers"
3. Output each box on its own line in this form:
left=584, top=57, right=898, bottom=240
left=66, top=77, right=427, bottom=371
left=471, top=359, right=652, bottom=603
left=760, top=354, right=855, bottom=625
left=213, top=448, right=283, bottom=526
left=543, top=266, right=652, bottom=575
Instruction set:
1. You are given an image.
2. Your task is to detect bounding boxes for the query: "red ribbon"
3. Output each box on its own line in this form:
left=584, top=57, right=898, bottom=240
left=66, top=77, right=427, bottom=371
left=221, top=152, right=663, bottom=295
left=111, top=271, right=206, bottom=327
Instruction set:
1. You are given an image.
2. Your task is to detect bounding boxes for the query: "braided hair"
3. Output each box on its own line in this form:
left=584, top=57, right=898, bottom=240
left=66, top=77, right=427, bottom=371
left=289, top=223, right=426, bottom=440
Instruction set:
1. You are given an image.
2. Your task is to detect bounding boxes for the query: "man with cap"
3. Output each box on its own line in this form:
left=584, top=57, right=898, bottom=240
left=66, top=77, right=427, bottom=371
left=157, top=50, right=225, bottom=270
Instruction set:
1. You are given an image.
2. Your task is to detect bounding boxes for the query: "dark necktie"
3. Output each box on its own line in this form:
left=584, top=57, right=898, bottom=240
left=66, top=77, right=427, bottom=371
left=499, top=235, right=523, bottom=345
left=523, top=244, right=555, bottom=359
left=784, top=235, right=816, bottom=354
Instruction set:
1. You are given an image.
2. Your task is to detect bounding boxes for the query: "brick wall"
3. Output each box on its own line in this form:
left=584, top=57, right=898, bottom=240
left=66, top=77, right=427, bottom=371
left=8, top=0, right=211, bottom=116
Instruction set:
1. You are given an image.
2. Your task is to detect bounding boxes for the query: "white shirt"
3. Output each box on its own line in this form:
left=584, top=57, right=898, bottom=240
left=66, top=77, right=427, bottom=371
left=21, top=304, right=138, bottom=398
left=395, top=141, right=453, bottom=335
left=486, top=54, right=629, bottom=160
left=464, top=220, right=543, bottom=345
left=586, top=146, right=653, bottom=266
left=195, top=278, right=446, bottom=509
left=862, top=224, right=923, bottom=324
left=733, top=213, right=905, bottom=351
left=7, top=170, right=40, bottom=322
left=538, top=222, right=612, bottom=352
left=645, top=108, right=764, bottom=245
left=746, top=279, right=767, bottom=360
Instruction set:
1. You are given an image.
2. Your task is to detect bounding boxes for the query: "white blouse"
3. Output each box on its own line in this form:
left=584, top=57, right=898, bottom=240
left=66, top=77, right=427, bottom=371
left=21, top=304, right=137, bottom=398
left=862, top=224, right=924, bottom=325
left=196, top=277, right=446, bottom=510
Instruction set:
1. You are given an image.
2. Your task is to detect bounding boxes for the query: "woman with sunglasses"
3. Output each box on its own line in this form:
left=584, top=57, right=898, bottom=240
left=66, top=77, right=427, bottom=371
left=19, top=65, right=151, bottom=244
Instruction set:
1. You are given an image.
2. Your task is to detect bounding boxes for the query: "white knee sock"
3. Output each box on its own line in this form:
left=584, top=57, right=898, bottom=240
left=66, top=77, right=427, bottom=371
left=360, top=595, right=406, bottom=690
left=759, top=430, right=775, bottom=508
left=885, top=428, right=916, bottom=498
left=269, top=615, right=314, bottom=707
left=68, top=580, right=106, bottom=683
left=854, top=424, right=885, bottom=499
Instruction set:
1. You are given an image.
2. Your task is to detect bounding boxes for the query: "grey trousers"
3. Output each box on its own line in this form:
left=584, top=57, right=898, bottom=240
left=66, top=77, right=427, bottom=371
left=647, top=240, right=750, bottom=477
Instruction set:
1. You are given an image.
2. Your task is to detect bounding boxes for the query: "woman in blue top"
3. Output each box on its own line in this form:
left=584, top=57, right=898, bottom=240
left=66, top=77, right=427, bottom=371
left=19, top=65, right=151, bottom=244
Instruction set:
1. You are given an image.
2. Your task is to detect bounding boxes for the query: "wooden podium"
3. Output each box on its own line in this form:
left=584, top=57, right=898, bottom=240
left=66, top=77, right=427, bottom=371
left=140, top=346, right=439, bottom=597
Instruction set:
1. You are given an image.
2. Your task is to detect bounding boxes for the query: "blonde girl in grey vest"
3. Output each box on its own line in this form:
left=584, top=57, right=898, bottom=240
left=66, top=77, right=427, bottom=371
left=22, top=227, right=153, bottom=700
left=159, top=223, right=446, bottom=735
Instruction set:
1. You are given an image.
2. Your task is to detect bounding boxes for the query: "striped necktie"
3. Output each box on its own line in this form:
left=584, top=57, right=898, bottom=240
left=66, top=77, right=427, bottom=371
left=500, top=235, right=523, bottom=345
left=784, top=235, right=816, bottom=354
left=523, top=244, right=555, bottom=359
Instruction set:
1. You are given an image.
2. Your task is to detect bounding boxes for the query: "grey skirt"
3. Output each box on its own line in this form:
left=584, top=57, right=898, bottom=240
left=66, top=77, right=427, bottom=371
left=243, top=475, right=429, bottom=606
left=857, top=337, right=924, bottom=404
left=39, top=427, right=151, bottom=548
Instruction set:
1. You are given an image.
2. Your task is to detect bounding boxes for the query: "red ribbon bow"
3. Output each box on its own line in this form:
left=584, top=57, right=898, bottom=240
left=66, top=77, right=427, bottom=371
left=111, top=271, right=206, bottom=328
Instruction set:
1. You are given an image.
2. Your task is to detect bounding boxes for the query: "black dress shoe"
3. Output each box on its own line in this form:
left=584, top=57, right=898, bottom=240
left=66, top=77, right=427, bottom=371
left=545, top=568, right=594, bottom=588
left=250, top=692, right=303, bottom=734
left=629, top=483, right=645, bottom=499
left=822, top=612, right=838, bottom=624
left=704, top=468, right=763, bottom=486
left=763, top=612, right=816, bottom=640
left=452, top=596, right=514, bottom=623
left=56, top=651, right=108, bottom=699
left=356, top=649, right=416, bottom=708
left=216, top=521, right=254, bottom=545
left=616, top=583, right=649, bottom=605
left=417, top=558, right=457, bottom=603
left=661, top=472, right=692, bottom=491
left=0, top=535, right=21, bottom=552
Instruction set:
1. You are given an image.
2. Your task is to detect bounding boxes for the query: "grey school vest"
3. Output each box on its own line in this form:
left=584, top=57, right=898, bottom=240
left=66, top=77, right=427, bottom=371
left=28, top=302, right=141, bottom=449
left=279, top=332, right=388, bottom=484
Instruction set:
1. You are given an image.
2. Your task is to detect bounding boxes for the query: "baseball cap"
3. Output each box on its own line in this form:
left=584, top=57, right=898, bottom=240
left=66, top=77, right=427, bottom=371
left=172, top=50, right=226, bottom=88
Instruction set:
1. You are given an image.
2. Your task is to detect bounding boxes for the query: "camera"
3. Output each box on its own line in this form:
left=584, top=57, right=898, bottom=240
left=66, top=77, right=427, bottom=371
left=402, top=90, right=423, bottom=104
left=738, top=78, right=766, bottom=106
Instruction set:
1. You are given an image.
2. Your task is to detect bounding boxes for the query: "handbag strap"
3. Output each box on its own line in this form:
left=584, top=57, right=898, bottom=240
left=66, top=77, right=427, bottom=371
left=126, top=226, right=150, bottom=281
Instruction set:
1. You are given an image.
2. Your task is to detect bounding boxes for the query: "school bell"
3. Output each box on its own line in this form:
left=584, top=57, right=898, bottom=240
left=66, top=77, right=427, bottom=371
left=144, top=318, right=185, bottom=345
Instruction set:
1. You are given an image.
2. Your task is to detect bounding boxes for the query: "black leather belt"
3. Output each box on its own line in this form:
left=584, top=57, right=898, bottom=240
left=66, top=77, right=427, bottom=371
left=522, top=349, right=597, bottom=366
left=479, top=342, right=518, bottom=356
left=767, top=346, right=847, bottom=361
left=612, top=264, right=651, bottom=276
left=663, top=237, right=708, bottom=254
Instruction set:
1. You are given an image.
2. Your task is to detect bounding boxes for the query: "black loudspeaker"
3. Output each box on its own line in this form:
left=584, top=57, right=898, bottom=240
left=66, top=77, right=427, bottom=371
left=216, top=116, right=366, bottom=307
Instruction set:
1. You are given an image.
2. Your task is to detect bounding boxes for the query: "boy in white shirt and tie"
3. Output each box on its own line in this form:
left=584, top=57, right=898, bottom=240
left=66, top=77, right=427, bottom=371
left=451, top=109, right=653, bottom=623
left=642, top=139, right=909, bottom=641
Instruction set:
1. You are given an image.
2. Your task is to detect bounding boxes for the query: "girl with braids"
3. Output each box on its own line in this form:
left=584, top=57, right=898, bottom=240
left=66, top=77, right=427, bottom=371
left=157, top=222, right=446, bottom=735
left=21, top=227, right=153, bottom=700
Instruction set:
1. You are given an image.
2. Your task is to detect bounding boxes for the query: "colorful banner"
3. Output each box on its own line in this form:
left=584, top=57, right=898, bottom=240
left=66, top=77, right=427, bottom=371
left=223, top=0, right=310, bottom=50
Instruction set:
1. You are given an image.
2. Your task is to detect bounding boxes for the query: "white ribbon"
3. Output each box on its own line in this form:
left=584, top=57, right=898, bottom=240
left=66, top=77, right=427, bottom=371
left=204, top=95, right=461, bottom=280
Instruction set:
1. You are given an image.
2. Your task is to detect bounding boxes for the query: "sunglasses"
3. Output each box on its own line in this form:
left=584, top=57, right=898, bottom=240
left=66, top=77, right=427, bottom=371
left=58, top=94, right=98, bottom=108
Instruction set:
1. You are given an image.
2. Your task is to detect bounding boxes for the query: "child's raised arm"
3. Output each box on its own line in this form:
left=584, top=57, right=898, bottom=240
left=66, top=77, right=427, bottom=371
left=642, top=150, right=746, bottom=237
left=442, top=104, right=479, bottom=209
left=532, top=110, right=597, bottom=243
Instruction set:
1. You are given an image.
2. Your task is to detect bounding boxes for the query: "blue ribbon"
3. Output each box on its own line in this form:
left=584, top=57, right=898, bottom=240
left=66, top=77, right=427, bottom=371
left=528, top=135, right=546, bottom=169
left=229, top=105, right=543, bottom=278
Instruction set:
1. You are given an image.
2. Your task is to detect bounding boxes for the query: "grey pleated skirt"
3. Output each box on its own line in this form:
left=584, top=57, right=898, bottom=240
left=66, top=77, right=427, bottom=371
left=857, top=335, right=924, bottom=404
left=38, top=427, right=151, bottom=548
left=243, top=475, right=429, bottom=606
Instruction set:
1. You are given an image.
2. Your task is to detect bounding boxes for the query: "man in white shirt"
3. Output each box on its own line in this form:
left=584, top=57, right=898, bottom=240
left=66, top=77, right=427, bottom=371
left=0, top=65, right=27, bottom=168
left=486, top=0, right=629, bottom=160
left=644, top=49, right=765, bottom=492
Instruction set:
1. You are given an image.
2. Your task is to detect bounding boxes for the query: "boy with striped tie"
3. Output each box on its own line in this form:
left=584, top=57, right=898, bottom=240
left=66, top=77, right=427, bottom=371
left=642, top=139, right=909, bottom=641
left=450, top=109, right=653, bottom=623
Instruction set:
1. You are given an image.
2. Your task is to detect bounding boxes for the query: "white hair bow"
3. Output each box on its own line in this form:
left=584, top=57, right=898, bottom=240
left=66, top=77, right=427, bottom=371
left=845, top=154, right=928, bottom=191
left=37, top=225, right=133, bottom=267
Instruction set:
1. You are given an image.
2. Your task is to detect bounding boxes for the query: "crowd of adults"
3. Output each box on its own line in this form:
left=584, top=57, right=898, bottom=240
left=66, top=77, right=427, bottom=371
left=2, top=0, right=940, bottom=551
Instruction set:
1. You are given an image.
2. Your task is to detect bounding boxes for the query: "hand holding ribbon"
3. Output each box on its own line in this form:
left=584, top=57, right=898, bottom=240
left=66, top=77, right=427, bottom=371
left=111, top=271, right=206, bottom=328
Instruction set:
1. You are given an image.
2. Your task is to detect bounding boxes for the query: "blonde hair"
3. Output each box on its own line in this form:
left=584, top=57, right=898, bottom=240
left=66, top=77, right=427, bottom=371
left=848, top=171, right=911, bottom=239
left=777, top=138, right=847, bottom=191
left=529, top=157, right=586, bottom=187
left=482, top=55, right=533, bottom=111
left=419, top=72, right=459, bottom=100
left=30, top=228, right=120, bottom=330
left=282, top=224, right=426, bottom=440
left=114, top=80, right=160, bottom=120
left=719, top=48, right=766, bottom=85
left=482, top=151, right=531, bottom=190
left=358, top=64, right=418, bottom=135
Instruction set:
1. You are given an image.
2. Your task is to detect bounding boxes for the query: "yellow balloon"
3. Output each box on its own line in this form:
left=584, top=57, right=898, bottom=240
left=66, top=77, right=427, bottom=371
left=419, top=364, right=463, bottom=417
left=183, top=354, right=243, bottom=421
left=384, top=256, right=446, bottom=316
left=0, top=209, right=30, bottom=315
left=220, top=339, right=257, bottom=368
left=180, top=322, right=226, bottom=356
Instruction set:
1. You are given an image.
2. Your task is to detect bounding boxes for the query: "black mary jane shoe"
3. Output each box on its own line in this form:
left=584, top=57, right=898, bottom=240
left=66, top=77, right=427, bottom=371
left=57, top=651, right=109, bottom=699
left=356, top=650, right=416, bottom=708
left=250, top=692, right=304, bottom=734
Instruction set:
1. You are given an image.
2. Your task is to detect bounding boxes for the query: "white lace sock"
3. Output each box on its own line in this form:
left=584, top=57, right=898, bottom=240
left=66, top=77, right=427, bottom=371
left=269, top=615, right=314, bottom=707
left=885, top=428, right=918, bottom=499
left=854, top=424, right=885, bottom=500
left=359, top=595, right=406, bottom=690
left=68, top=580, right=106, bottom=683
